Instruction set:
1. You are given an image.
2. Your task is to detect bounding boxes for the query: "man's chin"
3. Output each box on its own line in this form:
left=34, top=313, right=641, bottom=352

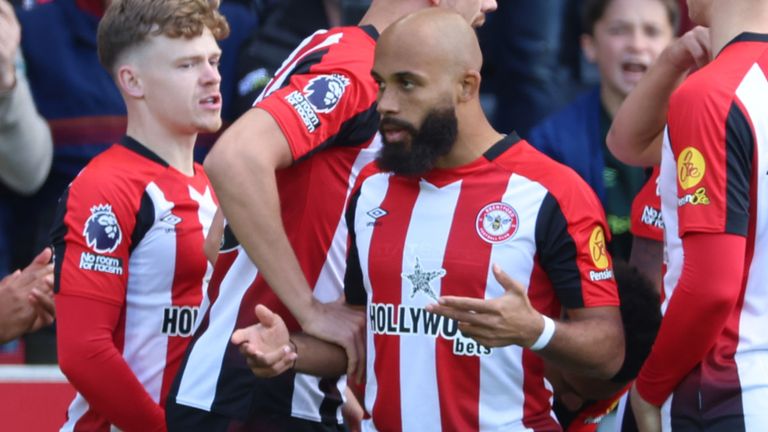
left=197, top=120, right=223, bottom=134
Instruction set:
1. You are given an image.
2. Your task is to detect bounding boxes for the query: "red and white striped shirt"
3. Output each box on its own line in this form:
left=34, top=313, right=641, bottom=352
left=637, top=33, right=768, bottom=429
left=345, top=135, right=619, bottom=431
left=52, top=137, right=216, bottom=431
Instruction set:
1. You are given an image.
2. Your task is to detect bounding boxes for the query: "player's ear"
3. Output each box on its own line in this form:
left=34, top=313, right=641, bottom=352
left=581, top=34, right=597, bottom=64
left=458, top=70, right=480, bottom=102
left=117, top=65, right=144, bottom=99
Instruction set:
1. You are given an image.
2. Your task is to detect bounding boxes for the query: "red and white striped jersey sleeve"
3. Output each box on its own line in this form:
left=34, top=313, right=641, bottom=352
left=53, top=157, right=141, bottom=304
left=255, top=26, right=379, bottom=161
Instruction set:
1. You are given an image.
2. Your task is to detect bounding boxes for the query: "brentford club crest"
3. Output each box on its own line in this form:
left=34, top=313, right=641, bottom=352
left=476, top=202, right=518, bottom=244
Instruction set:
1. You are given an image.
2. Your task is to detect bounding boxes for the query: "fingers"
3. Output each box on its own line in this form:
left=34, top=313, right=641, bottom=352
left=433, top=295, right=493, bottom=314
left=31, top=248, right=53, bottom=265
left=426, top=303, right=484, bottom=325
left=491, top=264, right=525, bottom=295
left=350, top=324, right=366, bottom=383
left=240, top=342, right=296, bottom=377
left=14, top=263, right=53, bottom=290
left=230, top=326, right=254, bottom=346
left=43, top=273, right=54, bottom=292
left=0, top=269, right=21, bottom=288
left=253, top=304, right=277, bottom=328
left=30, top=288, right=55, bottom=316
left=343, top=331, right=359, bottom=383
left=29, top=299, right=55, bottom=331
left=691, top=27, right=712, bottom=68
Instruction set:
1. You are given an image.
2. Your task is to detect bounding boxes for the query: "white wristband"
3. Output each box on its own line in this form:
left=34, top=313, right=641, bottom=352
left=529, top=315, right=555, bottom=351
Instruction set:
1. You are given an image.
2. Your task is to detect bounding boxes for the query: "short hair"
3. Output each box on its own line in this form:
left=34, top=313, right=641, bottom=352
left=582, top=0, right=680, bottom=36
left=97, top=0, right=230, bottom=74
left=610, top=259, right=662, bottom=383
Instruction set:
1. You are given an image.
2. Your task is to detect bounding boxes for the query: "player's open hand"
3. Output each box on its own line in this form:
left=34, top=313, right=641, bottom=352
left=300, top=298, right=366, bottom=383
left=231, top=304, right=296, bottom=378
left=426, top=264, right=544, bottom=348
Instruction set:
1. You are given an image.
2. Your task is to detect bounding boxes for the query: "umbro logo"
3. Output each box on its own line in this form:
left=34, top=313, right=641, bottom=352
left=161, top=213, right=182, bottom=226
left=367, top=208, right=388, bottom=219
left=160, top=213, right=182, bottom=233
left=366, top=207, right=388, bottom=227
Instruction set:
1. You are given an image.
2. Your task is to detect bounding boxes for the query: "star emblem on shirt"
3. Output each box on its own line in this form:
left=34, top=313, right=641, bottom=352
left=402, top=257, right=446, bottom=301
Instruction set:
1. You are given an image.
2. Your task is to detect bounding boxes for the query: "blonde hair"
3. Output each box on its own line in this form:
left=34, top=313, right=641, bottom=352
left=97, top=0, right=230, bottom=74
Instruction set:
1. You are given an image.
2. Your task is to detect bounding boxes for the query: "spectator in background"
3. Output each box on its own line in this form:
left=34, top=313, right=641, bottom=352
left=0, top=0, right=53, bottom=360
left=0, top=0, right=52, bottom=198
left=526, top=0, right=678, bottom=262
left=478, top=0, right=586, bottom=137
left=0, top=0, right=52, bottom=273
left=10, top=0, right=256, bottom=363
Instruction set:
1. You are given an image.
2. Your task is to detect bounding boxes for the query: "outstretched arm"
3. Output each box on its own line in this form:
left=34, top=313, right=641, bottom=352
left=607, top=27, right=710, bottom=167
left=205, top=108, right=365, bottom=377
left=427, top=265, right=624, bottom=379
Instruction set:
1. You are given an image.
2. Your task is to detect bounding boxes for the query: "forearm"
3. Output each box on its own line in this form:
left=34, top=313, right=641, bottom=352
left=56, top=295, right=165, bottom=432
left=538, top=307, right=625, bottom=380
left=0, top=72, right=52, bottom=194
left=204, top=109, right=316, bottom=322
left=607, top=51, right=687, bottom=167
left=635, top=233, right=745, bottom=405
left=292, top=332, right=348, bottom=377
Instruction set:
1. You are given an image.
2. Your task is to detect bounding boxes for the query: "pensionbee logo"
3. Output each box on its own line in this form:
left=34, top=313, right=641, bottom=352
left=588, top=226, right=614, bottom=282
left=678, top=147, right=706, bottom=190
left=589, top=226, right=609, bottom=269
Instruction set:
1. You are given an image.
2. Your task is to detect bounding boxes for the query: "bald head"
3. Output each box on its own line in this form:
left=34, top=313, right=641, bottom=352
left=379, top=8, right=482, bottom=74
left=372, top=8, right=497, bottom=175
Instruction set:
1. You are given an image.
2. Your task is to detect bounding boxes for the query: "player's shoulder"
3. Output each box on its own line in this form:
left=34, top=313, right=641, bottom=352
left=69, top=143, right=165, bottom=201
left=499, top=138, right=593, bottom=192
left=493, top=137, right=604, bottom=216
left=673, top=47, right=762, bottom=110
left=306, top=25, right=377, bottom=74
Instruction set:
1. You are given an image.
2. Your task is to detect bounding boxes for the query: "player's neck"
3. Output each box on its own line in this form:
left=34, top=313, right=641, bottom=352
left=126, top=121, right=197, bottom=176
left=710, top=2, right=768, bottom=56
left=435, top=110, right=503, bottom=170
